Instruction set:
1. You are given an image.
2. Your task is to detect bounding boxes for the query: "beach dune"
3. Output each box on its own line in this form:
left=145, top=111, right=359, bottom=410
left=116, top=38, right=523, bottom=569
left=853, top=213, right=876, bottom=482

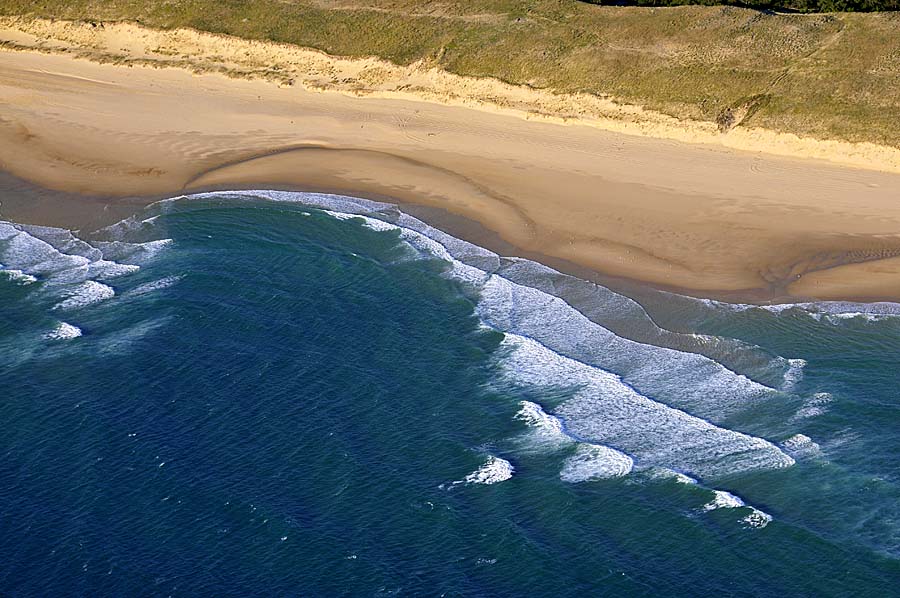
left=2, top=18, right=900, bottom=301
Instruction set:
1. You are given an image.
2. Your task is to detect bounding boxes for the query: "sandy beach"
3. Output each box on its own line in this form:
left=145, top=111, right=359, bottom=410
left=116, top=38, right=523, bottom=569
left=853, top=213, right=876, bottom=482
left=2, top=18, right=900, bottom=301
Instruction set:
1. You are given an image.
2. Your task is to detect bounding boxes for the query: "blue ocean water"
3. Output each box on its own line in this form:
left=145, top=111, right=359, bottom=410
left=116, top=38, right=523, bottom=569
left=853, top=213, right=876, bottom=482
left=2, top=190, right=899, bottom=596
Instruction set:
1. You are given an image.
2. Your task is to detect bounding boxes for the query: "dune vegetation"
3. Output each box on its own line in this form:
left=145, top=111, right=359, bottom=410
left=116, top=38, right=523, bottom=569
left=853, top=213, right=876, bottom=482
left=580, top=0, right=900, bottom=13
left=1, top=0, right=898, bottom=146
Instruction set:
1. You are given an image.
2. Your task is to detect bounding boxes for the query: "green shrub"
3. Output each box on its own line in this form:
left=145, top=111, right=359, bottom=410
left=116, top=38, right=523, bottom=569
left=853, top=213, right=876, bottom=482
left=580, top=0, right=900, bottom=11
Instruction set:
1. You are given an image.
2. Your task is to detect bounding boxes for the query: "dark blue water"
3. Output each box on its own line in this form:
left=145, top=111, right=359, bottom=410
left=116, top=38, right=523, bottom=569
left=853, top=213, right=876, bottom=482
left=2, top=191, right=899, bottom=596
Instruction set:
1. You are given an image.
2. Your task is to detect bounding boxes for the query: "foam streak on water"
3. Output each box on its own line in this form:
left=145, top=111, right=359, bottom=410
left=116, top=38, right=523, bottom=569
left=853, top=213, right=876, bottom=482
left=0, top=220, right=156, bottom=287
left=560, top=443, right=634, bottom=482
left=43, top=321, right=83, bottom=340
left=191, top=193, right=787, bottom=411
left=9, top=191, right=900, bottom=594
left=53, top=280, right=116, bottom=311
left=4, top=193, right=804, bottom=486
left=0, top=269, right=37, bottom=284
left=460, top=456, right=514, bottom=485
left=515, top=401, right=635, bottom=481
left=682, top=293, right=900, bottom=324
left=703, top=490, right=773, bottom=529
left=475, top=273, right=777, bottom=422
left=503, top=334, right=793, bottom=479
left=0, top=219, right=174, bottom=345
left=181, top=191, right=798, bottom=482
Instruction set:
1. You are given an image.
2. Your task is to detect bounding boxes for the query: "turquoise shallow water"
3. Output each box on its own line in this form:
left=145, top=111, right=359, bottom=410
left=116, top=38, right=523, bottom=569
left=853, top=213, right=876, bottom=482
left=2, top=191, right=900, bottom=596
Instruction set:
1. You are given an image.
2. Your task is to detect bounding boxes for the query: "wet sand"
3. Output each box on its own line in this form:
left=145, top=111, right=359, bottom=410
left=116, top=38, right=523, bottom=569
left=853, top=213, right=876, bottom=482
left=2, top=32, right=900, bottom=301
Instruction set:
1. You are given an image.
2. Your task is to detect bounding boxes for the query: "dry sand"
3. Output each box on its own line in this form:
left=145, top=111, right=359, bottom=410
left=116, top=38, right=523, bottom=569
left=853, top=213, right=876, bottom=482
left=2, top=18, right=900, bottom=301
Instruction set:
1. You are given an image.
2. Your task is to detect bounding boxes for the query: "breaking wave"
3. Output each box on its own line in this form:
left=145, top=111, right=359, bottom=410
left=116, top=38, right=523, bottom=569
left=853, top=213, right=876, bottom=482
left=0, top=218, right=174, bottom=341
left=170, top=190, right=806, bottom=484
left=460, top=456, right=515, bottom=485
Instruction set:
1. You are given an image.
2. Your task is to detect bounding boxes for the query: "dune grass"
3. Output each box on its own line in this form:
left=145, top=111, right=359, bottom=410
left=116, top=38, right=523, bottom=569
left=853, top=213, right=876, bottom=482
left=2, top=0, right=898, bottom=146
left=580, top=0, right=900, bottom=12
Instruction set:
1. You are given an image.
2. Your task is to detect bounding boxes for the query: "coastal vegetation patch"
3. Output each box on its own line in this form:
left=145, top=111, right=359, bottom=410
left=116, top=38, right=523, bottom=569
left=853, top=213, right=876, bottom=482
left=581, top=0, right=900, bottom=13
left=1, top=1, right=898, bottom=147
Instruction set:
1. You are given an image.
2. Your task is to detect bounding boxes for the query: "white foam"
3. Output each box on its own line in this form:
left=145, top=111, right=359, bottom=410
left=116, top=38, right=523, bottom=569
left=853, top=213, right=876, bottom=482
left=791, top=392, right=833, bottom=422
left=1, top=228, right=90, bottom=275
left=98, top=316, right=172, bottom=355
left=43, top=322, right=82, bottom=340
left=513, top=400, right=581, bottom=456
left=672, top=472, right=699, bottom=485
left=319, top=211, right=488, bottom=286
left=516, top=401, right=566, bottom=436
left=93, top=238, right=173, bottom=265
left=560, top=443, right=634, bottom=482
left=0, top=221, right=158, bottom=348
left=702, top=489, right=773, bottom=528
left=89, top=260, right=141, bottom=280
left=781, top=433, right=822, bottom=459
left=782, top=358, right=806, bottom=392
left=165, top=191, right=803, bottom=481
left=310, top=197, right=788, bottom=422
left=128, top=191, right=814, bottom=532
left=53, top=280, right=115, bottom=311
left=185, top=189, right=395, bottom=218
left=18, top=224, right=102, bottom=259
left=0, top=222, right=19, bottom=241
left=126, top=275, right=182, bottom=297
left=339, top=216, right=496, bottom=288
left=461, top=456, right=514, bottom=485
left=515, top=401, right=636, bottom=480
left=493, top=258, right=791, bottom=389
left=646, top=468, right=699, bottom=485
left=106, top=191, right=808, bottom=535
left=742, top=509, right=773, bottom=529
left=500, top=334, right=794, bottom=479
left=0, top=221, right=142, bottom=288
left=89, top=210, right=164, bottom=242
left=0, top=269, right=37, bottom=284
left=321, top=210, right=399, bottom=233
left=808, top=301, right=900, bottom=318
left=172, top=192, right=804, bottom=425
left=704, top=490, right=746, bottom=510
left=475, top=274, right=778, bottom=422
left=327, top=212, right=471, bottom=285
left=178, top=191, right=793, bottom=479
left=323, top=210, right=371, bottom=222
left=689, top=294, right=900, bottom=324
left=820, top=312, right=890, bottom=324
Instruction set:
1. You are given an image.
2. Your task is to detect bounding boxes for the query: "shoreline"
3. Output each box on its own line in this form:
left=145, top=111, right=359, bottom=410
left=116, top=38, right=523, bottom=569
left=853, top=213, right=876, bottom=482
left=2, top=172, right=894, bottom=307
left=3, top=20, right=900, bottom=302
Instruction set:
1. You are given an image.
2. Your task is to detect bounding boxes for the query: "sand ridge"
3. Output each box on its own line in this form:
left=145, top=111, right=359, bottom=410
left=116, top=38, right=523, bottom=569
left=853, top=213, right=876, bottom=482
left=2, top=17, right=900, bottom=301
